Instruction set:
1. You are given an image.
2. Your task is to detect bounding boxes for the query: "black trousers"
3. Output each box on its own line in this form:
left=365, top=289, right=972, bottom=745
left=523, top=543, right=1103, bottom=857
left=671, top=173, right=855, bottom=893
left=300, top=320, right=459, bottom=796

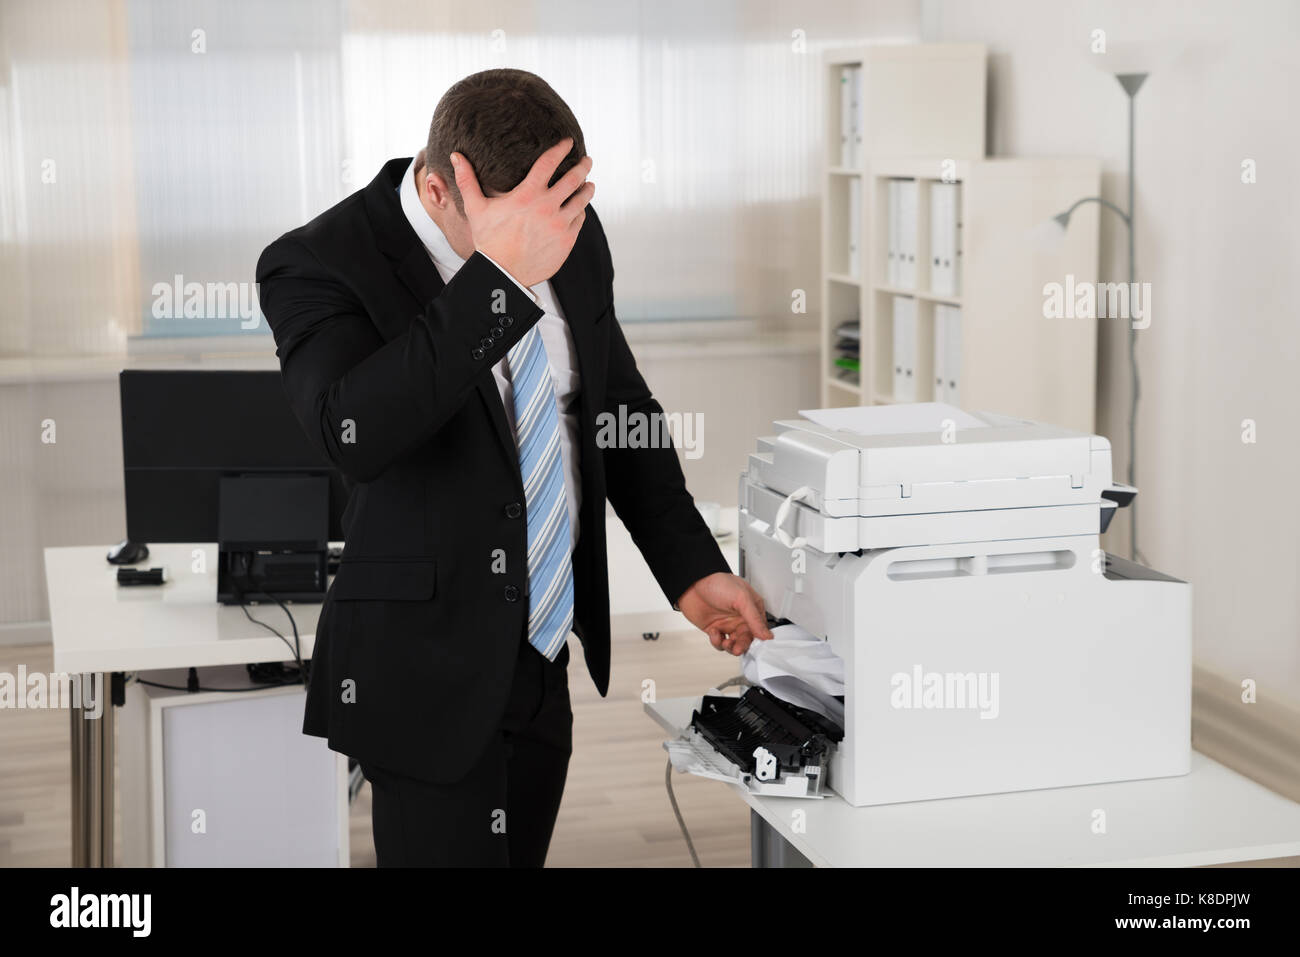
left=359, top=631, right=573, bottom=867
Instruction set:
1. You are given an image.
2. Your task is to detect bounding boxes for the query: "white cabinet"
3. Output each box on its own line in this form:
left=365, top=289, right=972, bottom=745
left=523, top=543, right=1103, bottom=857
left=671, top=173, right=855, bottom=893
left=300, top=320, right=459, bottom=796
left=119, top=666, right=349, bottom=867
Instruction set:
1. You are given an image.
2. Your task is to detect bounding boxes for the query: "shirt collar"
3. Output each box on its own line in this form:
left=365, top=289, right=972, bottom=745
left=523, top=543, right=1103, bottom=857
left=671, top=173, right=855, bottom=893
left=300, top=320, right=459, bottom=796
left=398, top=157, right=464, bottom=273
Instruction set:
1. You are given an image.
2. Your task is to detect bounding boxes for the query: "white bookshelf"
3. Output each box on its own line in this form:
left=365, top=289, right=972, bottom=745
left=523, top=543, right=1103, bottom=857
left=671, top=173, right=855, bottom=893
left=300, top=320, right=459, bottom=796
left=820, top=45, right=1102, bottom=434
left=820, top=43, right=985, bottom=407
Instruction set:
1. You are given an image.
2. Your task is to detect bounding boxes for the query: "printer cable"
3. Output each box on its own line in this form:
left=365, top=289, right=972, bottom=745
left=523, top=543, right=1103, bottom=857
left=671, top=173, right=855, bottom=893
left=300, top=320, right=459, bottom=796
left=664, top=760, right=701, bottom=868
left=665, top=674, right=751, bottom=868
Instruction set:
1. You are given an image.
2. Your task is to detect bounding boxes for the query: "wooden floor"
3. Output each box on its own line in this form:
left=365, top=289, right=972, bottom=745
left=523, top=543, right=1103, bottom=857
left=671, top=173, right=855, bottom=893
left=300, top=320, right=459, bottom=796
left=8, top=636, right=1292, bottom=869
left=0, top=630, right=751, bottom=868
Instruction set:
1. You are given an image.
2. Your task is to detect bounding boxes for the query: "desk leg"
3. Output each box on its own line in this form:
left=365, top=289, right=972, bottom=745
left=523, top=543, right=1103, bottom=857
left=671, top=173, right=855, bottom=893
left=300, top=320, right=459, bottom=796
left=750, top=810, right=813, bottom=868
left=69, top=698, right=83, bottom=862
left=69, top=673, right=114, bottom=867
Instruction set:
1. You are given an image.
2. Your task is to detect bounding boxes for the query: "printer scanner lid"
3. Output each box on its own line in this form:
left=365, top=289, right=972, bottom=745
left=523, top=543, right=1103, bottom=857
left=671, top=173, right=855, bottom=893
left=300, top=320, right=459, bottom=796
left=748, top=403, right=1118, bottom=520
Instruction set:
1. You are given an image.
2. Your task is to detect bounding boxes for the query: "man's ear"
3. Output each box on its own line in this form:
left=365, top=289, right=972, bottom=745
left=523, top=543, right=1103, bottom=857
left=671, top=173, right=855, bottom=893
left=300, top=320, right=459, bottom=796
left=423, top=167, right=456, bottom=210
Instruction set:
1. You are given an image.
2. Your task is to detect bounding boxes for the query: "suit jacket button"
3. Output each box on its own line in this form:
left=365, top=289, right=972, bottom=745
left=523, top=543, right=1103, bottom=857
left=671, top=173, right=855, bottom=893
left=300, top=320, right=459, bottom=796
left=480, top=336, right=494, bottom=350
left=505, top=502, right=522, bottom=519
left=471, top=347, right=484, bottom=360
left=491, top=326, right=505, bottom=339
left=500, top=315, right=514, bottom=328
left=504, top=584, right=519, bottom=602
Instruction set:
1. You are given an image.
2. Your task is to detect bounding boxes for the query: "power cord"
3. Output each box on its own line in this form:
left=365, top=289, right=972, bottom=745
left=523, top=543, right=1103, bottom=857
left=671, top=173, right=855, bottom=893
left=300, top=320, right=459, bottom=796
left=242, top=585, right=308, bottom=686
left=664, top=674, right=750, bottom=868
left=238, top=600, right=298, bottom=662
left=131, top=671, right=302, bottom=694
left=228, top=564, right=309, bottom=687
left=128, top=568, right=311, bottom=696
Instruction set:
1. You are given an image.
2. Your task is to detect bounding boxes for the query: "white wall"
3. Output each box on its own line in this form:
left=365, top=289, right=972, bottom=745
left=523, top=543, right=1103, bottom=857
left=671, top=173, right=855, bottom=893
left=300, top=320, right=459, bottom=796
left=924, top=0, right=1300, bottom=706
left=630, top=333, right=820, bottom=507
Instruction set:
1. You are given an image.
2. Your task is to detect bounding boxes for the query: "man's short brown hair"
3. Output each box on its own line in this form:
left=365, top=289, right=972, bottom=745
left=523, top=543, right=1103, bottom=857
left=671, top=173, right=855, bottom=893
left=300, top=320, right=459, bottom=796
left=425, top=68, right=585, bottom=214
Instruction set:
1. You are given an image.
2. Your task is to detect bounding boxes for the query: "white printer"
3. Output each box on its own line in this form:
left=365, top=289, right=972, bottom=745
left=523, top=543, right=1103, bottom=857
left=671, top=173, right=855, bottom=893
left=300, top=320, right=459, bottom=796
left=674, top=403, right=1192, bottom=807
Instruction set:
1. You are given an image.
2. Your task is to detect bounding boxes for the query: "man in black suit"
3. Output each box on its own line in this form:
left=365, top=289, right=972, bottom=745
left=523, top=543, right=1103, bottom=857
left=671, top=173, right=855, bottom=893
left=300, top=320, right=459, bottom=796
left=256, top=68, right=770, bottom=867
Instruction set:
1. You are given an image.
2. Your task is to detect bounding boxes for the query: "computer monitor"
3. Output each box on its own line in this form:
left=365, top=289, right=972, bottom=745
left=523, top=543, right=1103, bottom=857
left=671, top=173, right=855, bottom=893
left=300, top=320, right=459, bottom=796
left=120, top=369, right=347, bottom=603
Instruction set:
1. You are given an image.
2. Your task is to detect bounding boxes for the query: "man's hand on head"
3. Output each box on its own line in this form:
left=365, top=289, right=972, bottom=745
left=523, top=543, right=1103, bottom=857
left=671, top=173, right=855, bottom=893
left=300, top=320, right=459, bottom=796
left=676, top=572, right=773, bottom=657
left=449, top=137, right=594, bottom=289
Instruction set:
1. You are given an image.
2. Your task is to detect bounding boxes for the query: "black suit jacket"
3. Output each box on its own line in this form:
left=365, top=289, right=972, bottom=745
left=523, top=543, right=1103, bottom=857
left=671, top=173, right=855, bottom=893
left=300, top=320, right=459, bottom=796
left=255, top=158, right=728, bottom=783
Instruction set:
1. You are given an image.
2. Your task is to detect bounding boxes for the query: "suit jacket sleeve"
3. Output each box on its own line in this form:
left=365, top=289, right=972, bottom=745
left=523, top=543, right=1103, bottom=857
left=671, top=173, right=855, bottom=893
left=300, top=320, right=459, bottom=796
left=256, top=238, right=542, bottom=483
left=597, top=249, right=731, bottom=607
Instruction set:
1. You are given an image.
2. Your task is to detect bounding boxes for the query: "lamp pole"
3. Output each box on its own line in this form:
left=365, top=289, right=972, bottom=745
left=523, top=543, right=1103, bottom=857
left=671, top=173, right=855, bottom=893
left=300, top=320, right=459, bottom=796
left=1054, top=72, right=1147, bottom=561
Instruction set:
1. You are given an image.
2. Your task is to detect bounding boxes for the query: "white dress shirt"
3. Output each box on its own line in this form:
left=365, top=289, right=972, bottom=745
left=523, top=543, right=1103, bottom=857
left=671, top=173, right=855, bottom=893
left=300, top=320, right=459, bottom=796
left=399, top=158, right=582, bottom=552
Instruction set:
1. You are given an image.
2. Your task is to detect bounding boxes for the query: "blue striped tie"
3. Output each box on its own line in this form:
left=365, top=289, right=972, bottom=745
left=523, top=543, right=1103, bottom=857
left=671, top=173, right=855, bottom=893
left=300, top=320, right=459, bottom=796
left=508, top=325, right=574, bottom=660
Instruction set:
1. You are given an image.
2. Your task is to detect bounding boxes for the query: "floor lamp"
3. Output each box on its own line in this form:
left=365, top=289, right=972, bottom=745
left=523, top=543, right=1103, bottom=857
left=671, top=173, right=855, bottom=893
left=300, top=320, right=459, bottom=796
left=1053, top=72, right=1147, bottom=562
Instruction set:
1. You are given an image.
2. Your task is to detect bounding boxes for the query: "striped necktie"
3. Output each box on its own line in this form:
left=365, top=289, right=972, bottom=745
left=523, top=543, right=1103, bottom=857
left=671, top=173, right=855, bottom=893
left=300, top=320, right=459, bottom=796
left=507, top=324, right=574, bottom=660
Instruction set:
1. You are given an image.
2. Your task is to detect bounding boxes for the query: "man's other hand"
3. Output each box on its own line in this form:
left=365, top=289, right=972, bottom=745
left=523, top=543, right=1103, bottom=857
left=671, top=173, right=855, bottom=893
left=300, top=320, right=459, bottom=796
left=676, top=572, right=773, bottom=657
left=450, top=137, right=594, bottom=288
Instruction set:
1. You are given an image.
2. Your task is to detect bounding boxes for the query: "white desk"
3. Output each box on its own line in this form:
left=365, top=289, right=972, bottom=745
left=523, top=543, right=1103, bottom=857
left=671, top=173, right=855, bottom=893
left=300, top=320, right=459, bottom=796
left=47, top=544, right=323, bottom=675
left=646, top=695, right=1300, bottom=867
left=45, top=543, right=326, bottom=866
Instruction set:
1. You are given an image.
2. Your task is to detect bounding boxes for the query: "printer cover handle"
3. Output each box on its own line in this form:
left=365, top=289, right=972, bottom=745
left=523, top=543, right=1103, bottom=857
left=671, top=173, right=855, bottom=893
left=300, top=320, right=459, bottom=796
left=1101, top=483, right=1137, bottom=508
